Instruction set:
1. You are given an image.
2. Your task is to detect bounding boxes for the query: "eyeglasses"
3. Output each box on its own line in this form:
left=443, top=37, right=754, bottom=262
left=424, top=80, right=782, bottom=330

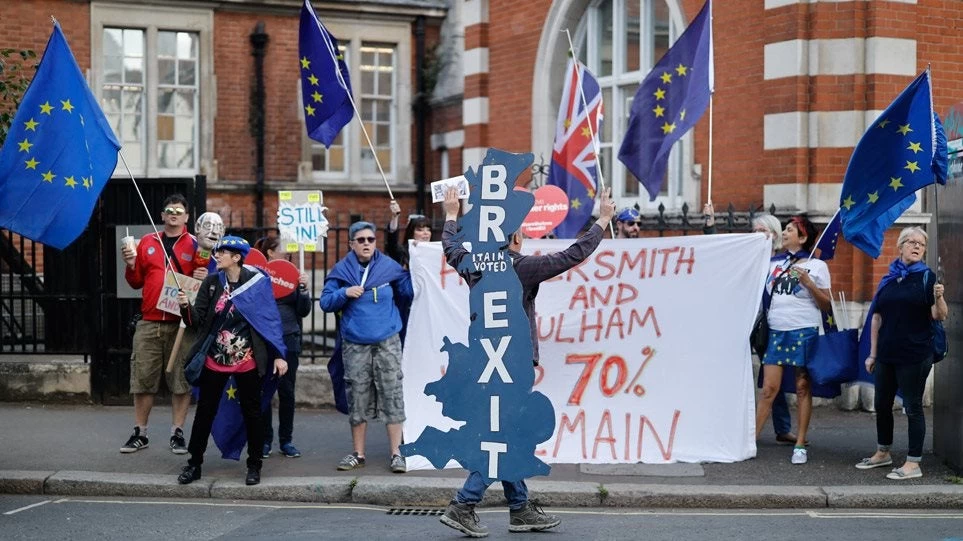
left=903, top=240, right=926, bottom=248
left=163, top=207, right=186, bottom=216
left=353, top=236, right=377, bottom=244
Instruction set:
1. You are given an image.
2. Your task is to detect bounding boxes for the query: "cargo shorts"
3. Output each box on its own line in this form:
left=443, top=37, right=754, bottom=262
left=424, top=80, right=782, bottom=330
left=129, top=320, right=191, bottom=395
left=342, top=333, right=405, bottom=426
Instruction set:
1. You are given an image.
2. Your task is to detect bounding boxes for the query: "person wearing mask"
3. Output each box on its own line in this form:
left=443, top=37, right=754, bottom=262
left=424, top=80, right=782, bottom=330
left=175, top=236, right=288, bottom=486
left=320, top=221, right=414, bottom=474
left=754, top=215, right=831, bottom=465
left=253, top=236, right=312, bottom=459
left=856, top=227, right=948, bottom=480
left=437, top=186, right=617, bottom=537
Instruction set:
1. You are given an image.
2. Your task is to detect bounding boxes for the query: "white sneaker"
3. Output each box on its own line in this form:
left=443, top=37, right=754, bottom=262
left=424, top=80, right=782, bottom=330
left=791, top=447, right=808, bottom=464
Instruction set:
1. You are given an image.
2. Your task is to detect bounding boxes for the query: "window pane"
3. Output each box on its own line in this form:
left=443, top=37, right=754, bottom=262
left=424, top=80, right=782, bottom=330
left=158, top=142, right=172, bottom=169
left=375, top=124, right=390, bottom=146
left=159, top=58, right=176, bottom=85
left=178, top=60, right=195, bottom=85
left=376, top=100, right=390, bottom=122
left=124, top=57, right=143, bottom=84
left=125, top=143, right=143, bottom=169
left=175, top=90, right=195, bottom=116
left=102, top=89, right=121, bottom=114
left=123, top=89, right=142, bottom=113
left=124, top=29, right=143, bottom=57
left=602, top=87, right=613, bottom=141
left=653, top=0, right=670, bottom=66
left=158, top=89, right=174, bottom=114
left=174, top=116, right=193, bottom=143
left=104, top=29, right=123, bottom=57
left=176, top=144, right=194, bottom=169
left=158, top=32, right=176, bottom=57
left=624, top=0, right=641, bottom=72
left=123, top=114, right=141, bottom=140
left=377, top=71, right=392, bottom=95
left=596, top=0, right=613, bottom=77
left=177, top=32, right=197, bottom=59
left=361, top=70, right=375, bottom=93
left=104, top=55, right=122, bottom=83
left=157, top=115, right=174, bottom=141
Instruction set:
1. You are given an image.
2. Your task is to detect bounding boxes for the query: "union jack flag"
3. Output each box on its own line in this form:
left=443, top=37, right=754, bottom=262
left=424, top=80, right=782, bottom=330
left=546, top=59, right=603, bottom=238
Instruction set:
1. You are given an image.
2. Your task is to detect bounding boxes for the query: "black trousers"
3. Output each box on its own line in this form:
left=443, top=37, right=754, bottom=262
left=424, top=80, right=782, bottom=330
left=874, top=358, right=933, bottom=460
left=187, top=367, right=263, bottom=470
left=263, top=346, right=299, bottom=446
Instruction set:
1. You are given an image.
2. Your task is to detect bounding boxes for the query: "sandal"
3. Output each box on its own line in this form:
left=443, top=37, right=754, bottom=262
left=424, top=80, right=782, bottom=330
left=886, top=466, right=922, bottom=480
left=854, top=456, right=893, bottom=470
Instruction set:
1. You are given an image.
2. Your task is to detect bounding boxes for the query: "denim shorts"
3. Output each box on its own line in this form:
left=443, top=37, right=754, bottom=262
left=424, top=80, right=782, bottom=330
left=342, top=334, right=405, bottom=426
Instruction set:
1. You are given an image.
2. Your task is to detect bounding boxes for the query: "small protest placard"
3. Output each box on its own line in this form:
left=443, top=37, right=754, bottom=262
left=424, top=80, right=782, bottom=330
left=520, top=185, right=569, bottom=239
left=430, top=175, right=469, bottom=203
left=278, top=190, right=327, bottom=252
left=156, top=271, right=203, bottom=316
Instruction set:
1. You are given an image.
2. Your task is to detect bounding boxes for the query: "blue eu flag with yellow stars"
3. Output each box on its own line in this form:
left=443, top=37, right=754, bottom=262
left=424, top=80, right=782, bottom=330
left=840, top=70, right=948, bottom=258
left=299, top=0, right=354, bottom=148
left=0, top=23, right=120, bottom=250
left=618, top=0, right=713, bottom=201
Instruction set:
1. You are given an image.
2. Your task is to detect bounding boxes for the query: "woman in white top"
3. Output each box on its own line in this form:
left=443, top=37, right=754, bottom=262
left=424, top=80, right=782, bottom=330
left=754, top=215, right=832, bottom=465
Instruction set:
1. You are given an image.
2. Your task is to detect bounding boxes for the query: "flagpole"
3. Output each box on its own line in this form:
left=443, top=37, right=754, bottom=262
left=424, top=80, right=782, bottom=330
left=563, top=29, right=615, bottom=238
left=806, top=206, right=842, bottom=263
left=312, top=14, right=395, bottom=202
left=707, top=95, right=714, bottom=204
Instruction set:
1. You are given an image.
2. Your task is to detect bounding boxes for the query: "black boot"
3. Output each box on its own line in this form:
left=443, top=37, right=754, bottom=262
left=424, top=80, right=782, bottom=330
left=177, top=464, right=201, bottom=485
left=245, top=466, right=261, bottom=486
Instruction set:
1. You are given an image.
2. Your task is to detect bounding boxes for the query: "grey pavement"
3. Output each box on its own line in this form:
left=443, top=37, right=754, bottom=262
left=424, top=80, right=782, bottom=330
left=2, top=402, right=963, bottom=508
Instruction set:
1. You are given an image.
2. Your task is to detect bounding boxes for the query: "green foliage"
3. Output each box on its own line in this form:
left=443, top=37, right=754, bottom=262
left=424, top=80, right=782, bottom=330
left=597, top=483, right=609, bottom=503
left=0, top=48, right=38, bottom=148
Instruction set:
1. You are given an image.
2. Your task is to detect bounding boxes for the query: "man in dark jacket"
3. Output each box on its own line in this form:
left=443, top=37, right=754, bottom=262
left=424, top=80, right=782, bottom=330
left=437, top=186, right=616, bottom=537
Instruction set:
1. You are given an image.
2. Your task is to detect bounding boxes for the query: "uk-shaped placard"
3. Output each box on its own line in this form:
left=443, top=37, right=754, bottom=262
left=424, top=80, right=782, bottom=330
left=400, top=148, right=556, bottom=482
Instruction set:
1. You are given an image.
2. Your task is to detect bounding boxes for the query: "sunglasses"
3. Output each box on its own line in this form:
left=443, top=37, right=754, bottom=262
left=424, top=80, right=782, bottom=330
left=163, top=207, right=186, bottom=216
left=353, top=236, right=377, bottom=244
left=408, top=214, right=426, bottom=220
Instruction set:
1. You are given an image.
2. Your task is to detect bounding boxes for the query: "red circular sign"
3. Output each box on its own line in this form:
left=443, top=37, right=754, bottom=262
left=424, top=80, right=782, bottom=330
left=245, top=248, right=268, bottom=269
left=521, top=185, right=570, bottom=239
left=265, top=259, right=300, bottom=298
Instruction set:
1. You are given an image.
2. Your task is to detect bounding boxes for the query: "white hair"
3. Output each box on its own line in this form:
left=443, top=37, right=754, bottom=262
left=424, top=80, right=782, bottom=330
left=752, top=214, right=783, bottom=252
left=897, top=226, right=928, bottom=248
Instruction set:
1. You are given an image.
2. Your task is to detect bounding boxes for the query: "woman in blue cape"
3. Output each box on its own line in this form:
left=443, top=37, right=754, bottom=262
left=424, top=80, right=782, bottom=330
left=855, top=227, right=947, bottom=480
left=320, top=221, right=413, bottom=474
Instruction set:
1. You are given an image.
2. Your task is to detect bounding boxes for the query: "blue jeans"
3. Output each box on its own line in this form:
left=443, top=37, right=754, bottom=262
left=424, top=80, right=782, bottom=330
left=771, top=391, right=791, bottom=436
left=456, top=471, right=528, bottom=510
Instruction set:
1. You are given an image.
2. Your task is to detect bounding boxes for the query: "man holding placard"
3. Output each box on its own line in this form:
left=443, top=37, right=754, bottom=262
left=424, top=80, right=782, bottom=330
left=120, top=194, right=207, bottom=455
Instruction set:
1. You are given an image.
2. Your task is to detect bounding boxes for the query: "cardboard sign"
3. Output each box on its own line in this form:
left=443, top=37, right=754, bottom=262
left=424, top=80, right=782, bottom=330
left=430, top=175, right=469, bottom=202
left=265, top=259, right=300, bottom=298
left=156, top=271, right=203, bottom=316
left=277, top=190, right=327, bottom=252
left=521, top=185, right=569, bottom=239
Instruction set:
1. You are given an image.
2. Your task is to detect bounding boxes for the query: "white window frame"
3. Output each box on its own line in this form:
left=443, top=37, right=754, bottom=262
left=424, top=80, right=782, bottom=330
left=90, top=3, right=214, bottom=178
left=299, top=18, right=413, bottom=189
left=533, top=0, right=696, bottom=211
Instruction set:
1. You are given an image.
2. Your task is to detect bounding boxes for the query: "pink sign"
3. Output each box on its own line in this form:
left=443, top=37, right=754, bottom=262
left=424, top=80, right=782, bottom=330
left=521, top=185, right=569, bottom=239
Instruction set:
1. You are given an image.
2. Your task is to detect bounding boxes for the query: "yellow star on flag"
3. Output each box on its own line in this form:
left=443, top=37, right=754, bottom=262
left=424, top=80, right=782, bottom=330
left=826, top=315, right=834, bottom=327
left=17, top=138, right=32, bottom=152
left=64, top=175, right=77, bottom=188
left=661, top=121, right=677, bottom=135
left=305, top=104, right=316, bottom=117
left=42, top=170, right=55, bottom=183
left=652, top=105, right=665, bottom=118
left=60, top=99, right=74, bottom=113
left=587, top=188, right=595, bottom=198
left=660, top=72, right=672, bottom=84
left=226, top=385, right=237, bottom=400
left=82, top=176, right=92, bottom=190
left=679, top=109, right=687, bottom=121
left=570, top=198, right=582, bottom=210
left=907, top=141, right=922, bottom=154
left=896, top=123, right=912, bottom=135
left=877, top=119, right=890, bottom=129
left=300, top=56, right=311, bottom=69
left=904, top=160, right=920, bottom=173
left=39, top=102, right=53, bottom=115
left=867, top=191, right=879, bottom=204
left=24, top=118, right=38, bottom=131
left=842, top=195, right=855, bottom=210
left=25, top=158, right=39, bottom=170
left=312, top=91, right=323, bottom=103
left=653, top=88, right=666, bottom=100
left=563, top=118, right=572, bottom=129
left=581, top=126, right=591, bottom=138
left=675, top=63, right=688, bottom=76
left=308, top=74, right=319, bottom=86
left=889, top=177, right=903, bottom=191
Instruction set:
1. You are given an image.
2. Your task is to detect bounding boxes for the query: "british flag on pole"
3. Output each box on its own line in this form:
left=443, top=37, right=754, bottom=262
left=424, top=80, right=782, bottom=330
left=546, top=58, right=603, bottom=238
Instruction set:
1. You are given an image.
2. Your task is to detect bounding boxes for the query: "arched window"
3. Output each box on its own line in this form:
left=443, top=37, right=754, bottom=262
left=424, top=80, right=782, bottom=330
left=572, top=0, right=691, bottom=210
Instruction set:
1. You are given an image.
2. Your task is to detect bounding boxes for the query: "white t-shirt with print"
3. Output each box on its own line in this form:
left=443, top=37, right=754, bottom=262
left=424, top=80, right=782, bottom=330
left=766, top=255, right=831, bottom=331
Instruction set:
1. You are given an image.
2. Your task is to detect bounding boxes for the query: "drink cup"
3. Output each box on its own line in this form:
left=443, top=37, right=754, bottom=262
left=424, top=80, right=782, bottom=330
left=121, top=235, right=136, bottom=255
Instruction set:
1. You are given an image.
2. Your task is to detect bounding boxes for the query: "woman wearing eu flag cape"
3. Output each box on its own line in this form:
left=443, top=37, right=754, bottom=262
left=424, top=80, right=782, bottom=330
left=174, top=236, right=289, bottom=486
left=856, top=227, right=948, bottom=480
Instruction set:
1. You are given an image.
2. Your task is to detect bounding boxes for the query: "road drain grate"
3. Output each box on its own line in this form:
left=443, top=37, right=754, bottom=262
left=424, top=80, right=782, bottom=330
left=387, top=508, right=445, bottom=516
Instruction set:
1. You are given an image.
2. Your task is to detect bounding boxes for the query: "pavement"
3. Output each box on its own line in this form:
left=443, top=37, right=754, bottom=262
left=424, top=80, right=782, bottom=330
left=2, top=402, right=963, bottom=509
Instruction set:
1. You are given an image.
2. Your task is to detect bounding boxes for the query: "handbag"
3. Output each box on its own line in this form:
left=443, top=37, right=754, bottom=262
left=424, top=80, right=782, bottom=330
left=750, top=309, right=769, bottom=356
left=184, top=332, right=215, bottom=386
left=806, top=328, right=859, bottom=385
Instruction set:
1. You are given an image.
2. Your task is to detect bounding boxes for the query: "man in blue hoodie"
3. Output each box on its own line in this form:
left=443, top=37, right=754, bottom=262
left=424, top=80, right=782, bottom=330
left=320, top=221, right=414, bottom=473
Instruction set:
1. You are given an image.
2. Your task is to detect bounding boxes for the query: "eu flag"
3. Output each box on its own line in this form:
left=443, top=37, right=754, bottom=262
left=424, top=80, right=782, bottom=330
left=211, top=375, right=278, bottom=460
left=840, top=70, right=948, bottom=258
left=299, top=0, right=354, bottom=148
left=618, top=0, right=713, bottom=201
left=814, top=212, right=841, bottom=261
left=0, top=23, right=120, bottom=249
left=546, top=59, right=604, bottom=238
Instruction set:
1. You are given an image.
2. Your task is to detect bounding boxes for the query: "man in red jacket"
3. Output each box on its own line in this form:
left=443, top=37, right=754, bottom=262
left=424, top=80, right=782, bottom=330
left=120, top=194, right=207, bottom=454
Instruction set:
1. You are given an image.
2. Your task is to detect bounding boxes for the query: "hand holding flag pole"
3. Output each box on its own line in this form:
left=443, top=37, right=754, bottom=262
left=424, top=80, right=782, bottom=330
left=562, top=29, right=614, bottom=238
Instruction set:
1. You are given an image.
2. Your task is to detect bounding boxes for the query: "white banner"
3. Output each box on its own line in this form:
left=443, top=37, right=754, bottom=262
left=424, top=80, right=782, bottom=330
left=402, top=233, right=770, bottom=468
